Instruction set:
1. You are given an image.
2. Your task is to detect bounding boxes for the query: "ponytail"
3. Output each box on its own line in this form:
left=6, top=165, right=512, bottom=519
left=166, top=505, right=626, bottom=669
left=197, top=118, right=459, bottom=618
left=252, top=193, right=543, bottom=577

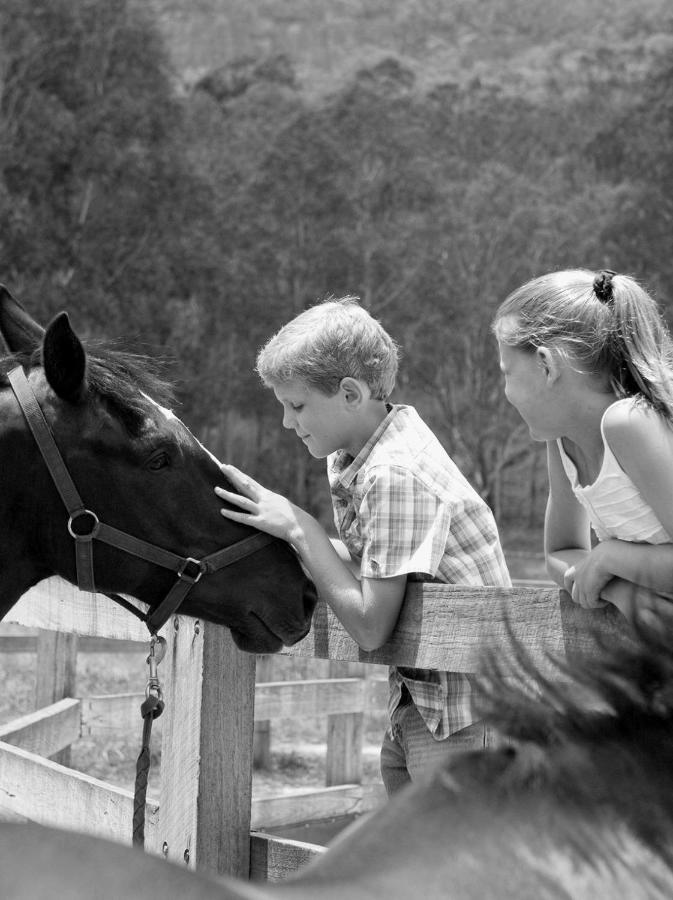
left=493, top=268, right=673, bottom=424
left=608, top=275, right=673, bottom=421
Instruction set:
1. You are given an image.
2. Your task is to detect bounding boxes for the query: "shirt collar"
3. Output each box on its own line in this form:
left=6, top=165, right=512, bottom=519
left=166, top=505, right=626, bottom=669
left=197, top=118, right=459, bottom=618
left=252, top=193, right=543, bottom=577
left=330, top=404, right=397, bottom=489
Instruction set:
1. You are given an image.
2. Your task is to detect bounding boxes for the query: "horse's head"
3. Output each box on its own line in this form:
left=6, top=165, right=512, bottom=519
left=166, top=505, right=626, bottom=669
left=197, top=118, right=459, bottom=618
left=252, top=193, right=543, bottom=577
left=0, top=286, right=316, bottom=652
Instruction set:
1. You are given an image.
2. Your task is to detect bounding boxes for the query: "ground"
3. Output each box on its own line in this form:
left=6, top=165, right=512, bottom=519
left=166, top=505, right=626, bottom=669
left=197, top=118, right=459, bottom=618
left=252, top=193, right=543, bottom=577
left=0, top=644, right=388, bottom=801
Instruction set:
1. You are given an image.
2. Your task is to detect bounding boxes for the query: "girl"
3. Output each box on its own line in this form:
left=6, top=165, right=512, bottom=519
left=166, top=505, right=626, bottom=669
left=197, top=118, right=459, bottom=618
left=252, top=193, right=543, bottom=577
left=492, top=268, right=673, bottom=617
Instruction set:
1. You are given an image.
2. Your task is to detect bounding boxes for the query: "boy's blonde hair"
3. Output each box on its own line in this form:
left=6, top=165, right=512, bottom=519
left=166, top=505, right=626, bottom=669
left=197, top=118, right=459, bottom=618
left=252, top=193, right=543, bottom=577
left=256, top=297, right=399, bottom=400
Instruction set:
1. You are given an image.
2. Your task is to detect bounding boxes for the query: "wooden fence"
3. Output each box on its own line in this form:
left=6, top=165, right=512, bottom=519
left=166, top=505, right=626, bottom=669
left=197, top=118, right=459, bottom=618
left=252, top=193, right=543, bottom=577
left=0, top=581, right=627, bottom=883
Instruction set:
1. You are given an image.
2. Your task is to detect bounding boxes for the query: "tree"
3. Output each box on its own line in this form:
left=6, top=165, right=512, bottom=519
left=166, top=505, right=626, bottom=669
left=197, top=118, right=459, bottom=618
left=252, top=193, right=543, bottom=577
left=0, top=0, right=221, bottom=366
left=590, top=60, right=673, bottom=306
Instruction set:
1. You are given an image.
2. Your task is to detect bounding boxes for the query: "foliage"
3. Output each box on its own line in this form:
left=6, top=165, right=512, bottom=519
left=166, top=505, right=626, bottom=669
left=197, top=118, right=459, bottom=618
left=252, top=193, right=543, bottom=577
left=0, top=0, right=220, bottom=348
left=2, top=0, right=671, bottom=535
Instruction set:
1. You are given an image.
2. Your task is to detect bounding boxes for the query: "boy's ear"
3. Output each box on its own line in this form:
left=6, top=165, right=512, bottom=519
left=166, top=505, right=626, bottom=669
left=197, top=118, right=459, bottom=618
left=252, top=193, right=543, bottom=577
left=339, top=377, right=367, bottom=405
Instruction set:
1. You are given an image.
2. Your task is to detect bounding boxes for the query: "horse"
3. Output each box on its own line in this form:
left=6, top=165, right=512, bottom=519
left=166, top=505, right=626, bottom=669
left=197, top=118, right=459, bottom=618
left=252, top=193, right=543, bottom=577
left=0, top=285, right=316, bottom=652
left=3, top=611, right=673, bottom=898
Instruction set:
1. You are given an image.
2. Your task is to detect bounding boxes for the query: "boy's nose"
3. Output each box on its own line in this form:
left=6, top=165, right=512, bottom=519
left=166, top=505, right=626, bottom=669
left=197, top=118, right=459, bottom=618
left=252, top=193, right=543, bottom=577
left=282, top=410, right=295, bottom=430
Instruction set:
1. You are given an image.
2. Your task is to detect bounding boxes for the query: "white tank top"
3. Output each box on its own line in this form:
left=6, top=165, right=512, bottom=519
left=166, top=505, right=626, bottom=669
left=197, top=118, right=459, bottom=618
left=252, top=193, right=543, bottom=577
left=556, top=397, right=670, bottom=544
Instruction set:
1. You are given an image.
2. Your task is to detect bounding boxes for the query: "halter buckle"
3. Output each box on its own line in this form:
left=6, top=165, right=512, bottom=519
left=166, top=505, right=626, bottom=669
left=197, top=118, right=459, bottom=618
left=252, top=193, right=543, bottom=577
left=177, top=557, right=204, bottom=584
left=68, top=508, right=100, bottom=540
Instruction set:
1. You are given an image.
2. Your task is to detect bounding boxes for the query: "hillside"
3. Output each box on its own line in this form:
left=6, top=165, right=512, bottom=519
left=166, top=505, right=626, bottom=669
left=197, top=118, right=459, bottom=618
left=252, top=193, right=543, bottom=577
left=145, top=0, right=673, bottom=97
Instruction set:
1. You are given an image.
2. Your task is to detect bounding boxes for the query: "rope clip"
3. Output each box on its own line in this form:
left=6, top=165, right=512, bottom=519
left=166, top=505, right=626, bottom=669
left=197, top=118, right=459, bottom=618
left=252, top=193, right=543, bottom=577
left=145, top=634, right=166, bottom=703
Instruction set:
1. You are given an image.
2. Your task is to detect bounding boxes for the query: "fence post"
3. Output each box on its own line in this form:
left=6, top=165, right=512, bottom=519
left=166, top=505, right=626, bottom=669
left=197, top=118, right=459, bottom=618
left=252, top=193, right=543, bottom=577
left=151, top=617, right=256, bottom=878
left=35, top=629, right=78, bottom=766
left=253, top=655, right=275, bottom=770
left=325, top=660, right=364, bottom=786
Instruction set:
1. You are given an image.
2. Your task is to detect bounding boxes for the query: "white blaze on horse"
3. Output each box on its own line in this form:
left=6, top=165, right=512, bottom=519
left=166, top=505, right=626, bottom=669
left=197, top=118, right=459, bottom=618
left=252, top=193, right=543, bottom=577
left=0, top=285, right=316, bottom=650
left=4, top=610, right=673, bottom=898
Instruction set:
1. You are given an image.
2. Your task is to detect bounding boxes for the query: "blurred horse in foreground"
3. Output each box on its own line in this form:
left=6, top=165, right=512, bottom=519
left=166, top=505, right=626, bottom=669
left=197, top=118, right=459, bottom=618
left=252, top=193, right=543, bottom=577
left=4, top=608, right=673, bottom=899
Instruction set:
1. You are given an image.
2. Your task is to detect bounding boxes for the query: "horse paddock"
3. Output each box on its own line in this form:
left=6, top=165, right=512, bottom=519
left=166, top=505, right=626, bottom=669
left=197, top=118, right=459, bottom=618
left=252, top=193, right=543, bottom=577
left=0, top=577, right=634, bottom=886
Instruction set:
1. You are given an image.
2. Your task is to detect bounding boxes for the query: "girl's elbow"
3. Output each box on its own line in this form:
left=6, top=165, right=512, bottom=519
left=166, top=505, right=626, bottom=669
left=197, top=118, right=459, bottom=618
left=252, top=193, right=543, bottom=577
left=544, top=556, right=558, bottom=584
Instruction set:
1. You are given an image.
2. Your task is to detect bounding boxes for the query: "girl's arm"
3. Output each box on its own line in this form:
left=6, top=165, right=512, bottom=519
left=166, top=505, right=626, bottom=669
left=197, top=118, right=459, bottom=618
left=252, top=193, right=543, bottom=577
left=544, top=440, right=593, bottom=588
left=215, top=464, right=406, bottom=651
left=568, top=403, right=673, bottom=607
left=545, top=439, right=673, bottom=616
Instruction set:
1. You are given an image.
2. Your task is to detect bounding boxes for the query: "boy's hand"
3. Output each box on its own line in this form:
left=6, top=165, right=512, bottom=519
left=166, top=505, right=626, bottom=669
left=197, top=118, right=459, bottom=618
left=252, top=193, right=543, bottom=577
left=215, top=463, right=299, bottom=542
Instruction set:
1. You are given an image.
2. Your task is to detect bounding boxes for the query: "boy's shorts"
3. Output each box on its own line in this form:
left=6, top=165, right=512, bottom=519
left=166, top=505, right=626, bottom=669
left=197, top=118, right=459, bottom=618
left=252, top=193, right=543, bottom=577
left=380, top=688, right=490, bottom=795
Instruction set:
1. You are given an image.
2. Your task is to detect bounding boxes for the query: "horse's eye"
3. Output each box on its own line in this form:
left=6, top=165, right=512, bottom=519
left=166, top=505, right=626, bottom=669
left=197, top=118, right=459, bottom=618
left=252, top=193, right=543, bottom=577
left=147, top=451, right=170, bottom=471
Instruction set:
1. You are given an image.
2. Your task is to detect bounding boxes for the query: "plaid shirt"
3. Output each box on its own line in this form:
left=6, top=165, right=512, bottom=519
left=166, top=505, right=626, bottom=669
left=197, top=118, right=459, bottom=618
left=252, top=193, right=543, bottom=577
left=328, top=405, right=511, bottom=739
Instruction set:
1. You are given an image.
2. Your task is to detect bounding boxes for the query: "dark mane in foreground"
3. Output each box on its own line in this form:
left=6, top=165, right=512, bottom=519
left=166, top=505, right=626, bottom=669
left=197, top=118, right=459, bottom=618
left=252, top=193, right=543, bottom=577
left=443, top=610, right=673, bottom=870
left=1, top=341, right=176, bottom=434
left=478, top=612, right=673, bottom=747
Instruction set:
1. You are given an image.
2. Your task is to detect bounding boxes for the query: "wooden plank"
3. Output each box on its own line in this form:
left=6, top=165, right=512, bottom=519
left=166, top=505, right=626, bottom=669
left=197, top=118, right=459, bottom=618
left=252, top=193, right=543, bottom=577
left=150, top=617, right=256, bottom=879
left=0, top=634, right=146, bottom=654
left=254, top=679, right=365, bottom=720
left=283, top=587, right=627, bottom=672
left=325, top=661, right=363, bottom=786
left=0, top=740, right=159, bottom=844
left=80, top=693, right=145, bottom=735
left=35, top=629, right=78, bottom=765
left=250, top=832, right=324, bottom=882
left=326, top=711, right=363, bottom=786
left=250, top=783, right=385, bottom=830
left=8, top=577, right=151, bottom=641
left=0, top=635, right=37, bottom=653
left=82, top=679, right=374, bottom=737
left=35, top=630, right=78, bottom=705
left=253, top=656, right=275, bottom=769
left=0, top=699, right=81, bottom=757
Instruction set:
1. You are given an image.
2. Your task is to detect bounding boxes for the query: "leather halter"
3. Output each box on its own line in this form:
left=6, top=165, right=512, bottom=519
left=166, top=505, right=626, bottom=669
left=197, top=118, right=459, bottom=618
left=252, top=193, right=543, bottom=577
left=8, top=365, right=275, bottom=635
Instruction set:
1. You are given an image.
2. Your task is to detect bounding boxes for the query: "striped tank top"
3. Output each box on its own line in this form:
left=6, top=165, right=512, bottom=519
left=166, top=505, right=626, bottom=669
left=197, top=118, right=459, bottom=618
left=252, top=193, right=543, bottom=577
left=557, top=397, right=670, bottom=544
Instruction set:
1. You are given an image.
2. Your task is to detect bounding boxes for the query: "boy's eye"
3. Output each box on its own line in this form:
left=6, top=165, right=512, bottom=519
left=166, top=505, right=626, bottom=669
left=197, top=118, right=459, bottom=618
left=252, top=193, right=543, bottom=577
left=291, top=404, right=304, bottom=412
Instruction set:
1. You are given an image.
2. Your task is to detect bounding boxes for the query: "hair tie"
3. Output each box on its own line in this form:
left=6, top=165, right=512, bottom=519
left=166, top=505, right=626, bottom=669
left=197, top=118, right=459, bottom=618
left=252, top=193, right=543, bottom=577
left=593, top=269, right=616, bottom=305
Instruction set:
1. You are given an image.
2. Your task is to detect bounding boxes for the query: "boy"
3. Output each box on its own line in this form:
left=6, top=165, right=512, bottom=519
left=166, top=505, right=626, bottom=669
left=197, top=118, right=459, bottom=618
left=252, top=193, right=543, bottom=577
left=215, top=298, right=511, bottom=793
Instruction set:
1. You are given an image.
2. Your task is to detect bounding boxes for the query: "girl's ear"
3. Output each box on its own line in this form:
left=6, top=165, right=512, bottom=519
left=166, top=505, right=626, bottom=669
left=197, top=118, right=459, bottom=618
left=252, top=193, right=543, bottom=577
left=339, top=377, right=367, bottom=406
left=535, top=346, right=562, bottom=382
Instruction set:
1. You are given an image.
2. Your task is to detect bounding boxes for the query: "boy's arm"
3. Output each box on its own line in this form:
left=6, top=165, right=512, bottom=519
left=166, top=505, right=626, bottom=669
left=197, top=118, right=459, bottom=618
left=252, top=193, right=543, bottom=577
left=292, top=512, right=407, bottom=649
left=216, top=465, right=406, bottom=650
left=329, top=537, right=361, bottom=577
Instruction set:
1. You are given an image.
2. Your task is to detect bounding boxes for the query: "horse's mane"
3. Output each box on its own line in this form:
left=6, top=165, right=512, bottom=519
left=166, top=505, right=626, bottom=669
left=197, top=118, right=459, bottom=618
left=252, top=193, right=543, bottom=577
left=478, top=610, right=673, bottom=746
left=475, top=611, right=673, bottom=751
left=0, top=341, right=176, bottom=435
left=443, top=610, right=673, bottom=866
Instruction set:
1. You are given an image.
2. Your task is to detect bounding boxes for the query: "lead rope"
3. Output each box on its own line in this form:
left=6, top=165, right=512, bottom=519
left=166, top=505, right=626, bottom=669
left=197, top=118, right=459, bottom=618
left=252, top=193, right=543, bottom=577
left=132, top=635, right=166, bottom=849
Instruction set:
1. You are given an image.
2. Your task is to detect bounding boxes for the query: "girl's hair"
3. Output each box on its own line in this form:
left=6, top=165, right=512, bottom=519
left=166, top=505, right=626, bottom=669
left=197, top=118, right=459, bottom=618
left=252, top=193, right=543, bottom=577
left=493, top=269, right=673, bottom=422
left=255, top=297, right=399, bottom=400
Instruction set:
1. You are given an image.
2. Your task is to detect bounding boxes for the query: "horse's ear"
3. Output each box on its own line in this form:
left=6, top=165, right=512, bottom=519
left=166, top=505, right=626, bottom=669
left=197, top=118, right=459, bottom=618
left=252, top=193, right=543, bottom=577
left=42, top=312, right=87, bottom=403
left=0, top=285, right=45, bottom=355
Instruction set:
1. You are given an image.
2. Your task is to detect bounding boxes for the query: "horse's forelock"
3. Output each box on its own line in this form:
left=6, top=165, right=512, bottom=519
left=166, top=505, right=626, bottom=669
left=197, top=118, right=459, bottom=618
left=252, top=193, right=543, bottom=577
left=0, top=342, right=176, bottom=436
left=84, top=342, right=175, bottom=405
